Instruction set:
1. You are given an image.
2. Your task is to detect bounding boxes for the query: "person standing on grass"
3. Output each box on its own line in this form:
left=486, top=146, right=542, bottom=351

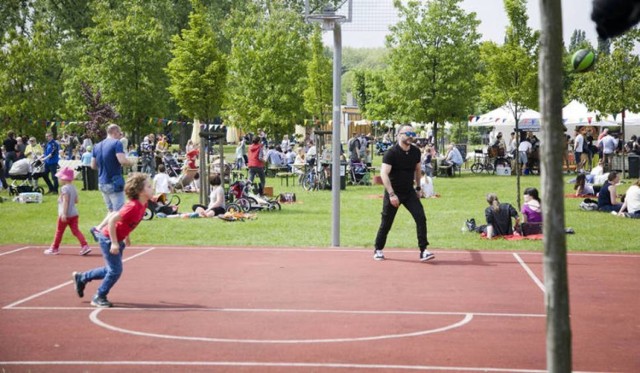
left=247, top=136, right=266, bottom=196
left=373, top=124, right=433, bottom=262
left=93, top=124, right=131, bottom=213
left=72, top=172, right=152, bottom=308
left=41, top=132, right=60, bottom=194
left=44, top=167, right=91, bottom=256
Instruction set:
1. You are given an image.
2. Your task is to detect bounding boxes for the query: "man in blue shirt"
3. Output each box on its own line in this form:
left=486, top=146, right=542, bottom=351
left=41, top=132, right=60, bottom=194
left=92, top=124, right=131, bottom=212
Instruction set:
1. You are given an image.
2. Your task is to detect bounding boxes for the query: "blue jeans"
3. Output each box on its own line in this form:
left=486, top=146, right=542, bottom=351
left=42, top=162, right=59, bottom=193
left=99, top=182, right=125, bottom=212
left=248, top=167, right=265, bottom=195
left=81, top=232, right=125, bottom=298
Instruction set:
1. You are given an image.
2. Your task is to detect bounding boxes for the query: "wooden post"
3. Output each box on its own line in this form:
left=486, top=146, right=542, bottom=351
left=538, top=0, right=572, bottom=371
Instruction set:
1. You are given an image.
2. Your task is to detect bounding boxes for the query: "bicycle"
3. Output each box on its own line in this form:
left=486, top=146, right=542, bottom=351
left=302, top=164, right=329, bottom=191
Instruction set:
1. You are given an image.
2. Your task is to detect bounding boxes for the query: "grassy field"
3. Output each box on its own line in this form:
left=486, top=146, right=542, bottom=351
left=1, top=162, right=637, bottom=253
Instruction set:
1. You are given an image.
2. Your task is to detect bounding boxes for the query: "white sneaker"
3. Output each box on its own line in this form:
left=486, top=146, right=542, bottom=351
left=373, top=250, right=385, bottom=261
left=420, top=250, right=435, bottom=262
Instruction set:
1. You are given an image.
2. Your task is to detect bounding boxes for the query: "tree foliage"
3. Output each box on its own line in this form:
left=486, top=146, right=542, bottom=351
left=477, top=0, right=538, bottom=115
left=225, top=3, right=310, bottom=137
left=571, top=30, right=640, bottom=120
left=166, top=0, right=227, bottom=123
left=303, top=27, right=332, bottom=125
left=386, top=0, right=481, bottom=149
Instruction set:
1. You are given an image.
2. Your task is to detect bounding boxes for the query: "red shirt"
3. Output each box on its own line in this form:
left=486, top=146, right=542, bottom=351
left=247, top=143, right=264, bottom=168
left=101, top=199, right=147, bottom=241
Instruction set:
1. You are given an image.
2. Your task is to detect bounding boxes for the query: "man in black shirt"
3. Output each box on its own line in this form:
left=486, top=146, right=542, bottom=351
left=3, top=131, right=17, bottom=178
left=373, top=125, right=433, bottom=262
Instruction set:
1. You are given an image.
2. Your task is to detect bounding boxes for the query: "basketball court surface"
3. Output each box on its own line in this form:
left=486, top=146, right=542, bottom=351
left=1, top=245, right=638, bottom=372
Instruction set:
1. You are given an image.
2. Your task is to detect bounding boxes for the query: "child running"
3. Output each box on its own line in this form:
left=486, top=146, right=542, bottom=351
left=44, top=167, right=91, bottom=256
left=72, top=172, right=152, bottom=307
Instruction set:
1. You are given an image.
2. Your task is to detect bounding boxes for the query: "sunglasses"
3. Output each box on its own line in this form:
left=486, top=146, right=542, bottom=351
left=400, top=131, right=417, bottom=137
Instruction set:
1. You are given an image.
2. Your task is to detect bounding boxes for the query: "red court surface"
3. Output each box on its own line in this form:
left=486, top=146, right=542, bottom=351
left=0, top=245, right=638, bottom=372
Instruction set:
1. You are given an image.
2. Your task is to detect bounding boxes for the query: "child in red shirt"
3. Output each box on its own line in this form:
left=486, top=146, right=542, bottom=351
left=72, top=173, right=153, bottom=308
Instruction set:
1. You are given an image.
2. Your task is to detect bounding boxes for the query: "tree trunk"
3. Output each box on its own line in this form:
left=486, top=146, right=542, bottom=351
left=539, top=0, right=573, bottom=371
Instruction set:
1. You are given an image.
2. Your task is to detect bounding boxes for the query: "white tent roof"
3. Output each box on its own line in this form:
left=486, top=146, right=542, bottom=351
left=605, top=110, right=640, bottom=126
left=562, top=100, right=618, bottom=128
left=468, top=105, right=540, bottom=131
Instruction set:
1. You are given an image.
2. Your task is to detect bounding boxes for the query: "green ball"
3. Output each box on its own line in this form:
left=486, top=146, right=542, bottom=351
left=572, top=49, right=596, bottom=72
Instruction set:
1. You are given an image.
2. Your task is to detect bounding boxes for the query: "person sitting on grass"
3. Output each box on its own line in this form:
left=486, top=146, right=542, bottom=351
left=615, top=178, right=640, bottom=218
left=484, top=193, right=520, bottom=239
left=574, top=173, right=599, bottom=197
left=152, top=164, right=172, bottom=204
left=597, top=171, right=623, bottom=213
left=191, top=174, right=226, bottom=218
left=419, top=170, right=435, bottom=198
left=521, top=187, right=542, bottom=223
left=73, top=172, right=153, bottom=308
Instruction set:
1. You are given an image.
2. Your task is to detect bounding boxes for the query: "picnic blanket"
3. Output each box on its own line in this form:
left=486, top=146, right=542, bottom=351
left=565, top=193, right=596, bottom=199
left=480, top=232, right=543, bottom=240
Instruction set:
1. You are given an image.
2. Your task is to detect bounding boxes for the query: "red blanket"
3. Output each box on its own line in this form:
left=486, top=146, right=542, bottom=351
left=565, top=193, right=596, bottom=199
left=480, top=232, right=543, bottom=240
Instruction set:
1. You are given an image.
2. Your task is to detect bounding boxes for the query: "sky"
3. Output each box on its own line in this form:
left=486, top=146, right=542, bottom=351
left=322, top=0, right=599, bottom=48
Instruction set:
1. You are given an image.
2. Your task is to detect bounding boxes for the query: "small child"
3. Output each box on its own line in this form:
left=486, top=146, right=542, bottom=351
left=44, top=167, right=91, bottom=256
left=152, top=164, right=172, bottom=204
left=191, top=174, right=226, bottom=217
left=72, top=172, right=153, bottom=308
left=419, top=170, right=435, bottom=198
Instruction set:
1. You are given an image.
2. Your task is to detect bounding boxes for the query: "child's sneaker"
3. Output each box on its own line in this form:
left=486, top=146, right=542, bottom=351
left=43, top=248, right=59, bottom=255
left=79, top=245, right=91, bottom=256
left=91, top=294, right=113, bottom=308
left=89, top=227, right=100, bottom=242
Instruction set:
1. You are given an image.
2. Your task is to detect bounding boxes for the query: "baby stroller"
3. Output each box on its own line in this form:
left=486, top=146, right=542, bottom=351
left=375, top=140, right=392, bottom=156
left=143, top=194, right=181, bottom=220
left=227, top=180, right=281, bottom=212
left=8, top=158, right=46, bottom=195
left=162, top=153, right=183, bottom=178
left=348, top=161, right=370, bottom=186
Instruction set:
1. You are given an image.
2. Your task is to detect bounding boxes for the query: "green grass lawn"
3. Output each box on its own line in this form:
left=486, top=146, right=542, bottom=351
left=1, top=169, right=637, bottom=253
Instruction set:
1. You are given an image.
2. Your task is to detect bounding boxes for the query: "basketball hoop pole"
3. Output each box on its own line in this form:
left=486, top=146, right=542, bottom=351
left=330, top=22, right=342, bottom=247
left=305, top=1, right=350, bottom=247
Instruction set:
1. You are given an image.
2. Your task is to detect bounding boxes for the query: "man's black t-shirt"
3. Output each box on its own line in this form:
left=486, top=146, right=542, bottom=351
left=3, top=138, right=17, bottom=153
left=382, top=143, right=421, bottom=194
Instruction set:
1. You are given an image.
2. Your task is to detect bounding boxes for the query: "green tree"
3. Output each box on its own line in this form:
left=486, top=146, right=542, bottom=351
left=478, top=0, right=538, bottom=112
left=0, top=20, right=64, bottom=136
left=386, top=0, right=481, bottom=152
left=166, top=0, right=227, bottom=123
left=571, top=30, right=640, bottom=136
left=225, top=4, right=310, bottom=137
left=78, top=0, right=172, bottom=138
left=303, top=27, right=332, bottom=125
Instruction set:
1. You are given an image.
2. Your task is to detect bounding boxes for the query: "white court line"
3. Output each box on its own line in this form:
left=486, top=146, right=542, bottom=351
left=2, top=247, right=155, bottom=310
left=90, top=309, right=472, bottom=343
left=0, top=246, right=31, bottom=257
left=3, top=306, right=546, bottom=318
left=513, top=253, right=545, bottom=293
left=0, top=361, right=610, bottom=372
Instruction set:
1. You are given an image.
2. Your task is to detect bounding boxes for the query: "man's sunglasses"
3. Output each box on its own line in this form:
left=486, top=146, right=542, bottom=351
left=400, top=131, right=417, bottom=137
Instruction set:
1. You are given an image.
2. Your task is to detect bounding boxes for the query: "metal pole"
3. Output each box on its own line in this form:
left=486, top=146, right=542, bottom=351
left=331, top=22, right=342, bottom=247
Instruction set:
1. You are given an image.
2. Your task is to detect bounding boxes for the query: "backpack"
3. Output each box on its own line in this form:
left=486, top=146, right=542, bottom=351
left=279, top=193, right=296, bottom=203
left=349, top=138, right=360, bottom=154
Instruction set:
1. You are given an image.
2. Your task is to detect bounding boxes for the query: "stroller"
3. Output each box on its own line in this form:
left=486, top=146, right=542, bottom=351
left=375, top=140, right=392, bottom=156
left=8, top=158, right=46, bottom=195
left=348, top=161, right=370, bottom=186
left=143, top=194, right=181, bottom=220
left=162, top=153, right=183, bottom=178
left=227, top=180, right=281, bottom=212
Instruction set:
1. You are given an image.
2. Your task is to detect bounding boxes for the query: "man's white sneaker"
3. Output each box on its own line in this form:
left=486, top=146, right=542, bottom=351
left=420, top=250, right=435, bottom=262
left=373, top=250, right=385, bottom=261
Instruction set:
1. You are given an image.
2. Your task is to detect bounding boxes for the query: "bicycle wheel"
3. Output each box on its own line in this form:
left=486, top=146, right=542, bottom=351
left=302, top=171, right=316, bottom=191
left=267, top=201, right=281, bottom=211
left=484, top=163, right=494, bottom=173
left=236, top=197, right=252, bottom=212
left=470, top=163, right=483, bottom=174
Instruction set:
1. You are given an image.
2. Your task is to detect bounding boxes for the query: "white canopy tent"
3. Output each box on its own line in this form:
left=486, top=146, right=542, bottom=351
left=468, top=105, right=541, bottom=131
left=562, top=100, right=618, bottom=133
